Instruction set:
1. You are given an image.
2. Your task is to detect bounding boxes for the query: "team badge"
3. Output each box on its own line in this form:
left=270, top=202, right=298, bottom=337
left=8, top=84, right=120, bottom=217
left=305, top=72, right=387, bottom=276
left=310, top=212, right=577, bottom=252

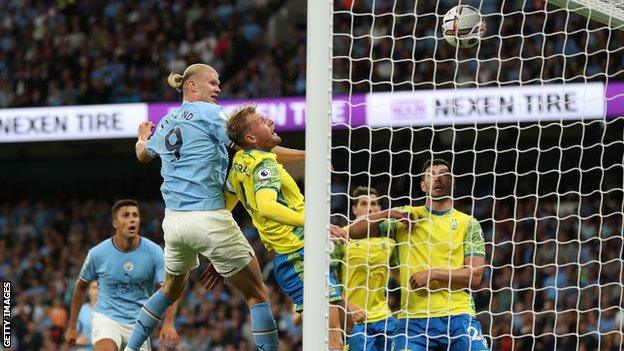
left=450, top=219, right=458, bottom=231
left=123, top=261, right=134, bottom=272
left=257, top=168, right=272, bottom=180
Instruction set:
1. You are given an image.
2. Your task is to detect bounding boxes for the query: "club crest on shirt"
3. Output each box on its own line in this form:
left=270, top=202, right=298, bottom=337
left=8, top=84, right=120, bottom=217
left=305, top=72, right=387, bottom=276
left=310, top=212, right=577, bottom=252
left=123, top=261, right=134, bottom=272
left=450, top=219, right=458, bottom=231
left=257, top=168, right=272, bottom=180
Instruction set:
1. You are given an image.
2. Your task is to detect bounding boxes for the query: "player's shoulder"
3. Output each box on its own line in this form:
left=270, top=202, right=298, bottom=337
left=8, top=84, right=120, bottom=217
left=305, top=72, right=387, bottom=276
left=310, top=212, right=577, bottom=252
left=78, top=302, right=92, bottom=314
left=450, top=208, right=475, bottom=221
left=186, top=101, right=224, bottom=119
left=89, top=238, right=114, bottom=256
left=140, top=237, right=165, bottom=255
left=244, top=149, right=278, bottom=168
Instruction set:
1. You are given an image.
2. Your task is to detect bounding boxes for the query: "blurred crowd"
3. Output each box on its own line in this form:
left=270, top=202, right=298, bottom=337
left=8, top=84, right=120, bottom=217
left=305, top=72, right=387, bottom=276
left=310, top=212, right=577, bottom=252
left=0, top=199, right=303, bottom=351
left=1, top=0, right=624, bottom=108
left=2, top=176, right=622, bottom=350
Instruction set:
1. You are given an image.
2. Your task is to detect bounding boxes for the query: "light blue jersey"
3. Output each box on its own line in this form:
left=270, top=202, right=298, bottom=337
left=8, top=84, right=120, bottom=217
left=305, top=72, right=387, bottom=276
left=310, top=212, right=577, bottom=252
left=79, top=237, right=165, bottom=324
left=146, top=101, right=232, bottom=211
left=74, top=303, right=93, bottom=351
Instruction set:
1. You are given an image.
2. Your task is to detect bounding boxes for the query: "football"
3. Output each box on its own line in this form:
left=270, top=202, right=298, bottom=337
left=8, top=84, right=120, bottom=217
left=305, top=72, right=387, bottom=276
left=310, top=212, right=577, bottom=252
left=442, top=5, right=485, bottom=48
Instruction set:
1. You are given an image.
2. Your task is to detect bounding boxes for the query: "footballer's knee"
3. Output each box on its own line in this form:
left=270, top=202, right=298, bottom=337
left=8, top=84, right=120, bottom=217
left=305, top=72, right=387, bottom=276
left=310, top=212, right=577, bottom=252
left=161, top=272, right=187, bottom=302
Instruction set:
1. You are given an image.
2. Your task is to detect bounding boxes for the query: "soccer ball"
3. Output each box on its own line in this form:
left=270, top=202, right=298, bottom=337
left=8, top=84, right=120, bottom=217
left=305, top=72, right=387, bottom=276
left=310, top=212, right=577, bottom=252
left=442, top=5, right=485, bottom=48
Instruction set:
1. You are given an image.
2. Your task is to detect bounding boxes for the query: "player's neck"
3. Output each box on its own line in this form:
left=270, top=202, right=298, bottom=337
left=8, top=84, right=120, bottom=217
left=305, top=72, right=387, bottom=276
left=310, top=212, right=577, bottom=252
left=113, top=234, right=140, bottom=251
left=425, top=199, right=453, bottom=213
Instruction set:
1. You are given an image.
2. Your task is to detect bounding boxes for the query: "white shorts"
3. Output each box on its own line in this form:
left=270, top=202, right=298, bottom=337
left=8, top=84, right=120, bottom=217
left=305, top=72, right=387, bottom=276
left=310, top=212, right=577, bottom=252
left=91, top=312, right=150, bottom=351
left=162, top=209, right=254, bottom=277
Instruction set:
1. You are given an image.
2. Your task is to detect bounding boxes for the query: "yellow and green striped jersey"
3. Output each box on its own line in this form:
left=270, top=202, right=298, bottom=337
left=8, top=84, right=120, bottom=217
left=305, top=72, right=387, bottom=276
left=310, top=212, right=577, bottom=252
left=225, top=149, right=305, bottom=254
left=381, top=206, right=486, bottom=319
left=333, top=236, right=398, bottom=323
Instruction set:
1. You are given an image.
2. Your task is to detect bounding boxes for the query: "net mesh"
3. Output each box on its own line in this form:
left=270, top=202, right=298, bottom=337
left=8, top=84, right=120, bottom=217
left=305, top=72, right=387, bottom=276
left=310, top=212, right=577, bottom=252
left=330, top=1, right=624, bottom=349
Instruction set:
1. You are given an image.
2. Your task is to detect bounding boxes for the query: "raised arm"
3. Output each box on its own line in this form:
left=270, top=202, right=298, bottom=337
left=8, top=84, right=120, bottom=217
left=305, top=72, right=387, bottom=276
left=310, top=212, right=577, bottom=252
left=272, top=146, right=305, bottom=164
left=347, top=209, right=410, bottom=239
left=136, top=121, right=156, bottom=163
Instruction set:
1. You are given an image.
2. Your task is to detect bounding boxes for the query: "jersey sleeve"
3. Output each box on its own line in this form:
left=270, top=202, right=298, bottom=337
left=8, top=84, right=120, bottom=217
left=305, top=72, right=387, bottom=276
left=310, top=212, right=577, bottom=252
left=389, top=243, right=400, bottom=268
left=329, top=241, right=345, bottom=283
left=252, top=158, right=282, bottom=193
left=78, top=250, right=97, bottom=282
left=378, top=206, right=411, bottom=240
left=145, top=124, right=164, bottom=158
left=464, top=217, right=486, bottom=258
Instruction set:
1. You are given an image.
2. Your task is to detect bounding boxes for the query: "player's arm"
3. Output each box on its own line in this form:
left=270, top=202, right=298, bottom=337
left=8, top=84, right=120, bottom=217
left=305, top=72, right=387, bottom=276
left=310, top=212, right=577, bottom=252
left=136, top=121, right=156, bottom=163
left=347, top=209, right=410, bottom=239
left=420, top=255, right=486, bottom=290
left=272, top=146, right=305, bottom=164
left=66, top=278, right=89, bottom=346
left=411, top=217, right=486, bottom=289
left=256, top=188, right=304, bottom=227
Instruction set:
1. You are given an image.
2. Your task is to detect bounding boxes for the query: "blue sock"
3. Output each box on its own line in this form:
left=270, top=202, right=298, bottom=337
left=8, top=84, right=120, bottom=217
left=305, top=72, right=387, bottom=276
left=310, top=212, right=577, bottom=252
left=250, top=302, right=279, bottom=351
left=126, top=290, right=172, bottom=350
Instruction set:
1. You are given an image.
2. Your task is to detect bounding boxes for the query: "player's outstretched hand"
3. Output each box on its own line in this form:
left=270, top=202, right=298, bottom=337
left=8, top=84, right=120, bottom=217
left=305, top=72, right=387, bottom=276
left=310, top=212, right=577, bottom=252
left=329, top=224, right=348, bottom=243
left=65, top=328, right=78, bottom=346
left=199, top=261, right=223, bottom=290
left=137, top=121, right=155, bottom=141
left=159, top=324, right=180, bottom=348
left=410, top=270, right=431, bottom=289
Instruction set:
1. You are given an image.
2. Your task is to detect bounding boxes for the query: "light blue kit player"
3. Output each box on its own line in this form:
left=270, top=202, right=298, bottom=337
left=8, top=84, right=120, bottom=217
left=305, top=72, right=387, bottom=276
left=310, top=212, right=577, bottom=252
left=129, top=63, right=303, bottom=351
left=66, top=200, right=179, bottom=351
left=73, top=281, right=98, bottom=351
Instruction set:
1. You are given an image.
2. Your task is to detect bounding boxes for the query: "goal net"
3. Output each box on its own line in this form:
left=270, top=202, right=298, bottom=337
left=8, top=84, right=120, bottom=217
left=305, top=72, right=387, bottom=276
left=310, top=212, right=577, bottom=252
left=304, top=0, right=624, bottom=350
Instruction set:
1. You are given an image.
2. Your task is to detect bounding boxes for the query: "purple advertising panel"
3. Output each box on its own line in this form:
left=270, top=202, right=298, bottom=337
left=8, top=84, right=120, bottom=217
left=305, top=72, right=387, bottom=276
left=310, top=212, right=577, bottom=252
left=606, top=82, right=624, bottom=118
left=148, top=95, right=367, bottom=132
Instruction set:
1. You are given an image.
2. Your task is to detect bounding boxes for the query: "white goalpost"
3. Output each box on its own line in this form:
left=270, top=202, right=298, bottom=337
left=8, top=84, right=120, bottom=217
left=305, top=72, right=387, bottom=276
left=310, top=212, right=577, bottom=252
left=304, top=1, right=332, bottom=350
left=305, top=0, right=624, bottom=350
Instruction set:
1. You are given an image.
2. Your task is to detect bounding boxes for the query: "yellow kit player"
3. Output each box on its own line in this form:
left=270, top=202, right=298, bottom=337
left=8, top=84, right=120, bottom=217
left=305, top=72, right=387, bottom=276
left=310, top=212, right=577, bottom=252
left=333, top=186, right=398, bottom=350
left=220, top=105, right=347, bottom=350
left=348, top=159, right=488, bottom=351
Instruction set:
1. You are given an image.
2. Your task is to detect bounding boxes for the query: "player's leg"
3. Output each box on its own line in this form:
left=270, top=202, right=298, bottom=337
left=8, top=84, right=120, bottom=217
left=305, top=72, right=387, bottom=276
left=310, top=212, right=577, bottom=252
left=91, top=312, right=126, bottom=351
left=448, top=314, right=489, bottom=351
left=206, top=209, right=278, bottom=351
left=125, top=211, right=194, bottom=351
left=328, top=302, right=345, bottom=350
left=93, top=339, right=118, bottom=351
left=327, top=269, right=345, bottom=350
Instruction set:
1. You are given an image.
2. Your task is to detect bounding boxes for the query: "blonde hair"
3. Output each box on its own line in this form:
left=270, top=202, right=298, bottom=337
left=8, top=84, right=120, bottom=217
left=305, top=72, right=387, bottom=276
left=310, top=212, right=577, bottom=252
left=227, top=104, right=257, bottom=147
left=167, top=63, right=216, bottom=93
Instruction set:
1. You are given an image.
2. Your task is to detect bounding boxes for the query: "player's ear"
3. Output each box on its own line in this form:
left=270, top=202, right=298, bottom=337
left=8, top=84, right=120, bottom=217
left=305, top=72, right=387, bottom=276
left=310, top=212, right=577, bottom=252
left=420, top=180, right=426, bottom=193
left=244, top=133, right=256, bottom=145
left=112, top=219, right=118, bottom=229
